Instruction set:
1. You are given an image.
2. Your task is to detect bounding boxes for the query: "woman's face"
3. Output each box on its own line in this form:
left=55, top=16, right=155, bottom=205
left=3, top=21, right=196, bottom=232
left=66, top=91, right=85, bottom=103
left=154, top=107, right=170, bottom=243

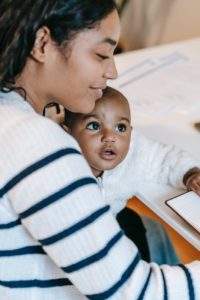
left=48, top=9, right=120, bottom=114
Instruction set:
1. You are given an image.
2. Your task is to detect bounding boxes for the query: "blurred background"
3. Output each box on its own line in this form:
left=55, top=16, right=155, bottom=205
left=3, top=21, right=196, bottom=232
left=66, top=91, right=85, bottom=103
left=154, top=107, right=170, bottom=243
left=116, top=0, right=200, bottom=52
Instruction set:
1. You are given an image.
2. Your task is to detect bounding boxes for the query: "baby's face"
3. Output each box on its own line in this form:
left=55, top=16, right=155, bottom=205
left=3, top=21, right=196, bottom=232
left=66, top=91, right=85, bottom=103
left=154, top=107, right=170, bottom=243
left=69, top=95, right=132, bottom=176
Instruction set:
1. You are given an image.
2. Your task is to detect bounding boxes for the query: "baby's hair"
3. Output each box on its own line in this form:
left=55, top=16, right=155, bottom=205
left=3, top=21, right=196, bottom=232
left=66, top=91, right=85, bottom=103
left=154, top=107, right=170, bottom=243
left=63, top=109, right=81, bottom=129
left=63, top=86, right=128, bottom=128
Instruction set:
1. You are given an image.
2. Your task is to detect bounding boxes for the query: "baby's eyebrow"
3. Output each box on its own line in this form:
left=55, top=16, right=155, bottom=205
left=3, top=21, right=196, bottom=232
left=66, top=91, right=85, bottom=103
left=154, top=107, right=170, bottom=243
left=81, top=114, right=131, bottom=123
left=117, top=117, right=131, bottom=123
left=82, top=114, right=99, bottom=120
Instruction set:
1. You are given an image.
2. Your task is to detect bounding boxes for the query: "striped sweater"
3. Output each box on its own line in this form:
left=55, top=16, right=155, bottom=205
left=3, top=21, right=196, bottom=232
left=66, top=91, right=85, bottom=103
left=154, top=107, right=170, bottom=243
left=0, top=91, right=200, bottom=300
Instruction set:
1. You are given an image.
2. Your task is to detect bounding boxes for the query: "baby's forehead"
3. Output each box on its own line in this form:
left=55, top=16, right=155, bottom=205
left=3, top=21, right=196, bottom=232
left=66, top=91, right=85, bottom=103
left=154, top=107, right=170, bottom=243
left=96, top=93, right=130, bottom=113
left=70, top=90, right=131, bottom=124
left=81, top=96, right=131, bottom=124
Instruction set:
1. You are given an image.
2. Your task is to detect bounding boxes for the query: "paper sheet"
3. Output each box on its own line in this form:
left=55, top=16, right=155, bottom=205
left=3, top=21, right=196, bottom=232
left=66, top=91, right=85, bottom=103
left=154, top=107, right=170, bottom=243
left=111, top=52, right=200, bottom=116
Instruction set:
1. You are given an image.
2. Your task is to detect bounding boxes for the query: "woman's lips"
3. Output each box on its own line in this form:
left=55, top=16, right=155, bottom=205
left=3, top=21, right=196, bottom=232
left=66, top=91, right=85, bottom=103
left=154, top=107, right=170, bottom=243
left=90, top=87, right=104, bottom=99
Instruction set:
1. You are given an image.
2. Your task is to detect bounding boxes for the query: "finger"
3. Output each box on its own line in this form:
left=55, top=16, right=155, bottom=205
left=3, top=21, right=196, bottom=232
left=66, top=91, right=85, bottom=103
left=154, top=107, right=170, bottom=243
left=186, top=175, right=200, bottom=189
left=189, top=184, right=200, bottom=196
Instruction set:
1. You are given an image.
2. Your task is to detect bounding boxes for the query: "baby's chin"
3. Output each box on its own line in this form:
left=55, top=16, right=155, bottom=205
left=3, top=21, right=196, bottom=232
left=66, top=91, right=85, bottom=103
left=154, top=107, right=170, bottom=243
left=91, top=161, right=121, bottom=177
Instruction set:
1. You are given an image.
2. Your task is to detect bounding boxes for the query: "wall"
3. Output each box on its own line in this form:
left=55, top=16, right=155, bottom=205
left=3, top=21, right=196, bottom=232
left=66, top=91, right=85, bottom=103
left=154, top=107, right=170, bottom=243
left=120, top=0, right=200, bottom=51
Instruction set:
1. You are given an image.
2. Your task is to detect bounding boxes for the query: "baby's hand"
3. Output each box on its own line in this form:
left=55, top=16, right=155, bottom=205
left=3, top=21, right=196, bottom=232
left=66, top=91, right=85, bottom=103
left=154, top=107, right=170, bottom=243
left=183, top=167, right=200, bottom=196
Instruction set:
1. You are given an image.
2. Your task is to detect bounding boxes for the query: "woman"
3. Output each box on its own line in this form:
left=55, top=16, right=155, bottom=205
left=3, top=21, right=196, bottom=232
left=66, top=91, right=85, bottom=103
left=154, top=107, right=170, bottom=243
left=0, top=1, right=199, bottom=299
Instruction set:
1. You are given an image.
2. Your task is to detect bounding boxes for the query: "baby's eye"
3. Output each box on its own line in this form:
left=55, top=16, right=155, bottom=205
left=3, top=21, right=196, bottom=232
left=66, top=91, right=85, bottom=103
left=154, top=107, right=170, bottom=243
left=116, top=124, right=127, bottom=132
left=86, top=122, right=100, bottom=131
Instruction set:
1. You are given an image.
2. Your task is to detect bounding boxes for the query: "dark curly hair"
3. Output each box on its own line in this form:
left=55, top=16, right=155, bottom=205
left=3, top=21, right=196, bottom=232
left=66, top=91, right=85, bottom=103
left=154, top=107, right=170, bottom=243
left=0, top=0, right=116, bottom=90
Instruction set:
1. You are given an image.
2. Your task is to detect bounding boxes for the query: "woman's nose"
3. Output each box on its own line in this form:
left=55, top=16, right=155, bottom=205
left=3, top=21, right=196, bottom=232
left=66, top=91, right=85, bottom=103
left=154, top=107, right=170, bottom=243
left=104, top=57, right=118, bottom=80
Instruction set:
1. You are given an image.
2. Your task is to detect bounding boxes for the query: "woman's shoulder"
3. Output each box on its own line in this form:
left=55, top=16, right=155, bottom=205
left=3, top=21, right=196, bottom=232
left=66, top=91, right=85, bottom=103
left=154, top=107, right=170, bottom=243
left=20, top=114, right=81, bottom=156
left=0, top=91, right=81, bottom=159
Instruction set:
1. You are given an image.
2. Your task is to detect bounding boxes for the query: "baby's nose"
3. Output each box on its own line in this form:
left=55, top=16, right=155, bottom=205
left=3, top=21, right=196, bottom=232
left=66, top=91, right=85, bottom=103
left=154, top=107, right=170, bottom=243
left=101, top=130, right=116, bottom=143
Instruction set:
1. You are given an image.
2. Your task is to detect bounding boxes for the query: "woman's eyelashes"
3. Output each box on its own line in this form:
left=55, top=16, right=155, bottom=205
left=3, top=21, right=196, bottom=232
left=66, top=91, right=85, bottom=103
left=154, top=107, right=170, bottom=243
left=96, top=53, right=109, bottom=60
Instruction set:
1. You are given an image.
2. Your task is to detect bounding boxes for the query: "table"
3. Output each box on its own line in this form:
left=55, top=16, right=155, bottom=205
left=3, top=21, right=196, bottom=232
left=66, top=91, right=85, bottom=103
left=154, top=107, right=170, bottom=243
left=113, top=37, right=200, bottom=251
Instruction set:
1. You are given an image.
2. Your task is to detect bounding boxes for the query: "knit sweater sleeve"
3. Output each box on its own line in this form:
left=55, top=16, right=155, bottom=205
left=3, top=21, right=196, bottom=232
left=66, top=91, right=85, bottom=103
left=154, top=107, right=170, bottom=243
left=3, top=114, right=200, bottom=299
left=131, top=131, right=200, bottom=188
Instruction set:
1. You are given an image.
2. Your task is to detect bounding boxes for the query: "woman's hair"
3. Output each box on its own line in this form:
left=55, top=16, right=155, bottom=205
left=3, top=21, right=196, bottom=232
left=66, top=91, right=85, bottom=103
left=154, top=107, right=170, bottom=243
left=0, top=0, right=116, bottom=90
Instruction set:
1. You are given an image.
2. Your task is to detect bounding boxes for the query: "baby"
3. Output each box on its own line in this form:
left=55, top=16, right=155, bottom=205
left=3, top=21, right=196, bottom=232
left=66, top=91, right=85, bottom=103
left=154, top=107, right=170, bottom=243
left=62, top=86, right=200, bottom=207
left=60, top=86, right=200, bottom=263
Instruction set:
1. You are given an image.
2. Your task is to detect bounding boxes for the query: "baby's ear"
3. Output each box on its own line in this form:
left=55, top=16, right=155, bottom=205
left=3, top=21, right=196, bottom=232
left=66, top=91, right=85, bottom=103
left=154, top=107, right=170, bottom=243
left=61, top=123, right=71, bottom=134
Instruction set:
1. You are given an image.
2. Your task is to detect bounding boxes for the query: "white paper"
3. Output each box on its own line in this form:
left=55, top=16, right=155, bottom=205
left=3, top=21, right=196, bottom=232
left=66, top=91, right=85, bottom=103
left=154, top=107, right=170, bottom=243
left=111, top=52, right=200, bottom=117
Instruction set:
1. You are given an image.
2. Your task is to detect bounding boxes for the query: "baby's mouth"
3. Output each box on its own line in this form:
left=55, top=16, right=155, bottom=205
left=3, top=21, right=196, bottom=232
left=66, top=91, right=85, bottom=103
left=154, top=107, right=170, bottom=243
left=100, top=149, right=117, bottom=160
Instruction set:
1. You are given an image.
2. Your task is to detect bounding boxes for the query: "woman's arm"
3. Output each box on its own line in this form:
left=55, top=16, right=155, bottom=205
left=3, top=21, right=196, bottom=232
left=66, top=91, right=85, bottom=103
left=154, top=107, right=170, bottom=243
left=6, top=118, right=200, bottom=299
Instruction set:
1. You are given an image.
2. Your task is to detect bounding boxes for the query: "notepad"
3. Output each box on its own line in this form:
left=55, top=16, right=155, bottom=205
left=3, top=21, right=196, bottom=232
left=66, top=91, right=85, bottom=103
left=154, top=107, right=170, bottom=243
left=165, top=191, right=200, bottom=233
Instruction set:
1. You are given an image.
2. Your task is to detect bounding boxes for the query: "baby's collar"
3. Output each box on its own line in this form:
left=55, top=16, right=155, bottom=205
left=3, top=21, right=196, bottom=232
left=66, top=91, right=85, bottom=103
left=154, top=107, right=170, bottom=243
left=96, top=171, right=104, bottom=179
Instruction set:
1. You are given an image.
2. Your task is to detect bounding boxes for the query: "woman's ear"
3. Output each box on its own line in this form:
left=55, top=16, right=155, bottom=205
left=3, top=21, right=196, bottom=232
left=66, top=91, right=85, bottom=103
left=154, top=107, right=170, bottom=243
left=30, top=26, right=51, bottom=62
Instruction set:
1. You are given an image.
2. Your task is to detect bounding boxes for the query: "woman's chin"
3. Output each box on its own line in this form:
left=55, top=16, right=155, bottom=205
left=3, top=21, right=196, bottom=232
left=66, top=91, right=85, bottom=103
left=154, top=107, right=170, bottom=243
left=80, top=100, right=96, bottom=114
